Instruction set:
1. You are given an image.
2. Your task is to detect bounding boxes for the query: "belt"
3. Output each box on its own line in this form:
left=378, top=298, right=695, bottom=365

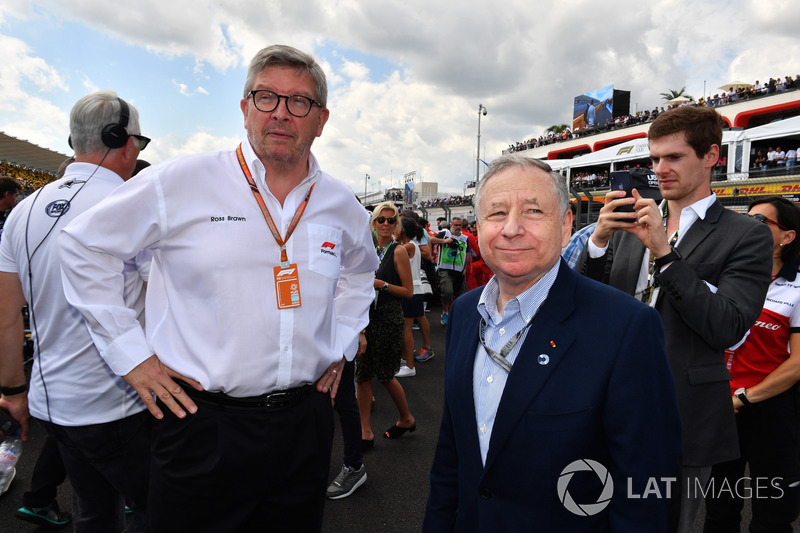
left=177, top=381, right=314, bottom=412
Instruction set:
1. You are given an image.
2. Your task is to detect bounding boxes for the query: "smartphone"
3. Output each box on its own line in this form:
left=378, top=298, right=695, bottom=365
left=609, top=171, right=636, bottom=221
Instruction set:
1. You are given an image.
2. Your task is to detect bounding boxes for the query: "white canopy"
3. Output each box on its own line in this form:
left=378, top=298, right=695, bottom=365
left=739, top=116, right=800, bottom=142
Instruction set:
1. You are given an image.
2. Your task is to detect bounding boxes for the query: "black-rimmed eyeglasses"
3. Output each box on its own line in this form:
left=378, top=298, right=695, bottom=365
left=749, top=213, right=789, bottom=231
left=248, top=90, right=321, bottom=118
left=133, top=134, right=151, bottom=151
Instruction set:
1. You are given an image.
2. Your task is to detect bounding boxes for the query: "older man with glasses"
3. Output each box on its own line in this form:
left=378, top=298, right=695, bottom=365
left=58, top=45, right=377, bottom=532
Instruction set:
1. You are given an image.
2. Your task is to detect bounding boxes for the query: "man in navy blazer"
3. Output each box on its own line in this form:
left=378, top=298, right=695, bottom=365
left=424, top=155, right=682, bottom=532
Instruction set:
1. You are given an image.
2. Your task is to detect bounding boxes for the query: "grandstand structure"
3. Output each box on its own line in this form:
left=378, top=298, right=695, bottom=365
left=0, top=132, right=68, bottom=174
left=398, top=83, right=800, bottom=227
left=0, top=132, right=69, bottom=195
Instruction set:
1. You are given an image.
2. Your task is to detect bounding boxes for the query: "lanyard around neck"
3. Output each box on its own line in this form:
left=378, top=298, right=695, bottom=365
left=478, top=309, right=539, bottom=374
left=236, top=143, right=314, bottom=269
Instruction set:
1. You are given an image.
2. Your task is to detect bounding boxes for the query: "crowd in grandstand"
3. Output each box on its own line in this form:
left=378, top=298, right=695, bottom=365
left=509, top=72, right=800, bottom=153
left=0, top=161, right=56, bottom=195
left=570, top=170, right=609, bottom=189
left=411, top=195, right=473, bottom=208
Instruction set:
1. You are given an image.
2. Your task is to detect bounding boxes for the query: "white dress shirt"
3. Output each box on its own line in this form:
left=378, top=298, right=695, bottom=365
left=59, top=141, right=378, bottom=397
left=473, top=261, right=560, bottom=465
left=0, top=164, right=149, bottom=425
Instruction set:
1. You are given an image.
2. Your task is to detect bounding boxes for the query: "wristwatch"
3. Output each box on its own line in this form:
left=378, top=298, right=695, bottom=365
left=380, top=282, right=389, bottom=291
left=734, top=387, right=751, bottom=407
left=653, top=247, right=682, bottom=270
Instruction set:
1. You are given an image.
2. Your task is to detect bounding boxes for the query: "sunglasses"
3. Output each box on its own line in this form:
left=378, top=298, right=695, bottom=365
left=749, top=213, right=789, bottom=231
left=132, top=134, right=151, bottom=150
left=375, top=216, right=397, bottom=225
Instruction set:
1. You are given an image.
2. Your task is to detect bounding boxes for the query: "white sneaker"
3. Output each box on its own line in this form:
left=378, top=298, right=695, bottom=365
left=395, top=365, right=416, bottom=378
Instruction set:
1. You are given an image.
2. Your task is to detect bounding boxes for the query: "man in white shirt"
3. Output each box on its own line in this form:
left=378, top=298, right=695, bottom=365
left=0, top=90, right=152, bottom=532
left=767, top=146, right=778, bottom=168
left=578, top=106, right=772, bottom=532
left=58, top=45, right=377, bottom=532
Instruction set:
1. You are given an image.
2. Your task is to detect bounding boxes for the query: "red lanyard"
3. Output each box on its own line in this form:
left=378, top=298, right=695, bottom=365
left=236, top=143, right=314, bottom=269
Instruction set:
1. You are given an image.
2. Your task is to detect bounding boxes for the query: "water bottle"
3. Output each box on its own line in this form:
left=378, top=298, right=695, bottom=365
left=0, top=433, right=22, bottom=494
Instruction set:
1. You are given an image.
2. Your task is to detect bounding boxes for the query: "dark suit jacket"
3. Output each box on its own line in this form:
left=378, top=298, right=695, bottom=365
left=424, top=261, right=682, bottom=532
left=577, top=200, right=772, bottom=465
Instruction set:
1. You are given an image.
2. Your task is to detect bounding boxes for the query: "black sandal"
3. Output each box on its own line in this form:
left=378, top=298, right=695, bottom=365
left=383, top=424, right=416, bottom=439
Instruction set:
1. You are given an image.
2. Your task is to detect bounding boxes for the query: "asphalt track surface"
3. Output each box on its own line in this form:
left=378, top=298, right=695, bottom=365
left=0, top=300, right=794, bottom=532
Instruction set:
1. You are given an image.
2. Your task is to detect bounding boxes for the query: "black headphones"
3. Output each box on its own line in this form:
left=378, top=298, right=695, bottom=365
left=68, top=97, right=130, bottom=150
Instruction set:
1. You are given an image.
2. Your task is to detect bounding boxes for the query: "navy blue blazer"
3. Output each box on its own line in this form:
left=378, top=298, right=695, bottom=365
left=424, top=261, right=682, bottom=532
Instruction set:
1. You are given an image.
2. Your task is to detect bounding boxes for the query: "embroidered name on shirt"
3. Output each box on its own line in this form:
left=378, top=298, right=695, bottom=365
left=210, top=216, right=247, bottom=222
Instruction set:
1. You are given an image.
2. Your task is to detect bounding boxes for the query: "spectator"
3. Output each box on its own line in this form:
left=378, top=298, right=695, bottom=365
left=704, top=197, right=800, bottom=532
left=356, top=203, right=416, bottom=447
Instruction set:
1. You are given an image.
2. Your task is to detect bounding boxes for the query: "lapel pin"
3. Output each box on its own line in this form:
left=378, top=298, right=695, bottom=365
left=550, top=341, right=556, bottom=348
left=538, top=354, right=550, bottom=365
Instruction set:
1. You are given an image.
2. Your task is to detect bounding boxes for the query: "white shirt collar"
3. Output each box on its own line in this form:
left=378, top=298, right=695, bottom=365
left=661, top=192, right=716, bottom=221
left=241, top=139, right=321, bottom=191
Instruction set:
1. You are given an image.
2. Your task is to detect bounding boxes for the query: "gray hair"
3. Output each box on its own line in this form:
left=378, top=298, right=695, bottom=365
left=474, top=154, right=570, bottom=219
left=69, top=90, right=140, bottom=155
left=243, top=45, right=328, bottom=108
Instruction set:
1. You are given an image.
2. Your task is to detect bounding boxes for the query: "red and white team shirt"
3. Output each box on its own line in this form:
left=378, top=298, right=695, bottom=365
left=726, top=275, right=800, bottom=392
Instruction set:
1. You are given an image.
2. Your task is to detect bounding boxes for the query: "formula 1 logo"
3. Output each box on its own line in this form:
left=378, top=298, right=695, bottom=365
left=45, top=200, right=70, bottom=218
left=558, top=459, right=614, bottom=516
left=276, top=268, right=296, bottom=278
left=320, top=241, right=337, bottom=256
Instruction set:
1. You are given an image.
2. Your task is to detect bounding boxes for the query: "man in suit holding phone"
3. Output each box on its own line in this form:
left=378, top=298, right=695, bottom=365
left=578, top=106, right=773, bottom=532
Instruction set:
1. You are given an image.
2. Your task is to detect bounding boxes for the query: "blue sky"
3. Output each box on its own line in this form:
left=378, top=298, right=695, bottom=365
left=1, top=0, right=797, bottom=195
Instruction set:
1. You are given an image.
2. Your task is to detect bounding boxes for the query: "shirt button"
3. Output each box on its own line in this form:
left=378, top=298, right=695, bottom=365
left=499, top=328, right=506, bottom=335
left=487, top=376, right=494, bottom=383
left=283, top=346, right=289, bottom=351
left=480, top=425, right=487, bottom=434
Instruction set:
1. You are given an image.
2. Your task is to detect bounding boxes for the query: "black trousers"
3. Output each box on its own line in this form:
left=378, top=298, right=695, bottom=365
left=22, top=428, right=67, bottom=508
left=704, top=387, right=800, bottom=533
left=333, top=360, right=363, bottom=469
left=148, top=388, right=334, bottom=533
left=41, top=410, right=151, bottom=533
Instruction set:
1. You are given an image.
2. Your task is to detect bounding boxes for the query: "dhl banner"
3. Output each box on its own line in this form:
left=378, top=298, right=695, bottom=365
left=712, top=181, right=800, bottom=198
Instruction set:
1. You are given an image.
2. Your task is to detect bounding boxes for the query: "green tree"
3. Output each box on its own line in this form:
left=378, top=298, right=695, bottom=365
left=659, top=86, right=694, bottom=102
left=546, top=124, right=570, bottom=134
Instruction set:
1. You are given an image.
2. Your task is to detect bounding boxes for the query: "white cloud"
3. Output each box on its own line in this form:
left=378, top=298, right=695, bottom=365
left=0, top=32, right=69, bottom=151
left=2, top=0, right=799, bottom=192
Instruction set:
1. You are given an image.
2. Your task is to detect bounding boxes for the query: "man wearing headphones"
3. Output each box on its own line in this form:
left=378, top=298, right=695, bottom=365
left=0, top=90, right=152, bottom=532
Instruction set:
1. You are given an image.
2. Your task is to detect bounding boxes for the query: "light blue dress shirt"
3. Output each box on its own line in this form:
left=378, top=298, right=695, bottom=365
left=472, top=260, right=560, bottom=465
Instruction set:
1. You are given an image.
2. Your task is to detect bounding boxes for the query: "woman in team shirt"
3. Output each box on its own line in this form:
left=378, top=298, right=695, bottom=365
left=705, top=196, right=800, bottom=532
